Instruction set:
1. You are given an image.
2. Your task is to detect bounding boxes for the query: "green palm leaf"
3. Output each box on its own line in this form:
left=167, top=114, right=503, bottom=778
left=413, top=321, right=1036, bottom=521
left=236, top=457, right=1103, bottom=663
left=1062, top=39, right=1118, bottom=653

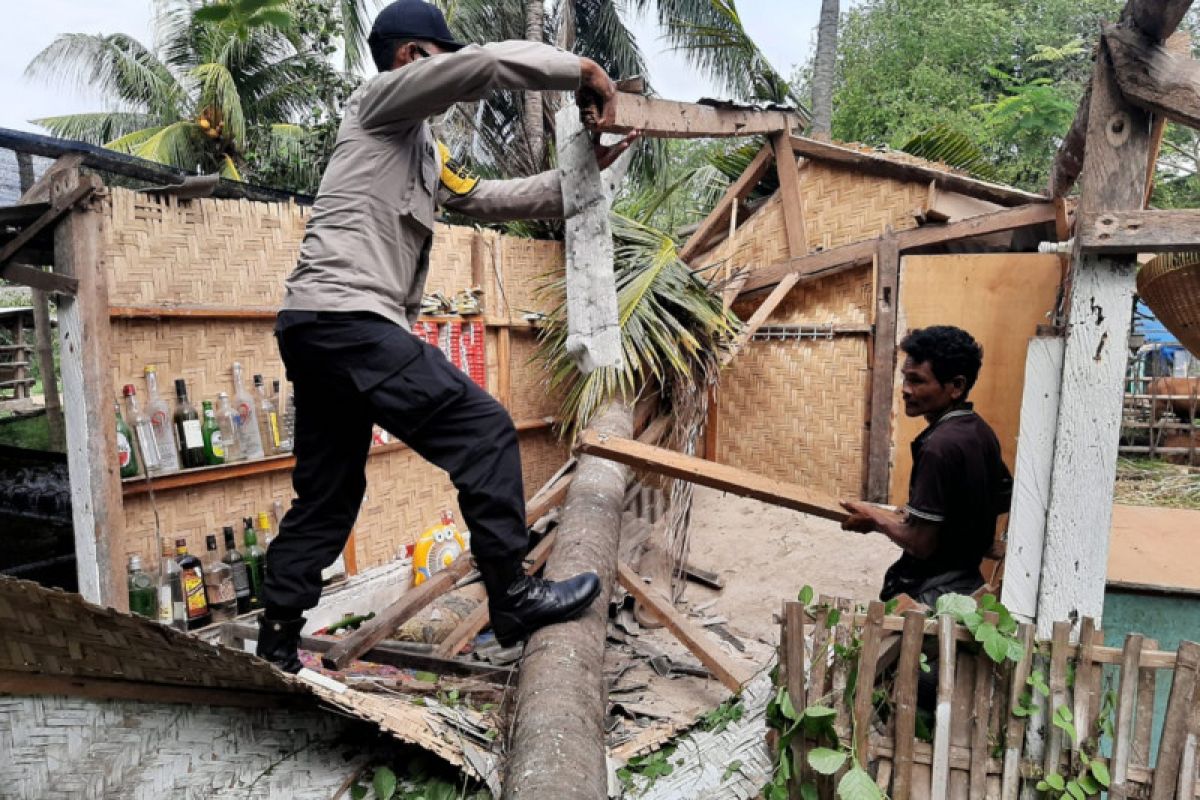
left=30, top=112, right=158, bottom=146
left=129, top=121, right=207, bottom=171
left=898, top=124, right=1002, bottom=183
left=191, top=61, right=248, bottom=148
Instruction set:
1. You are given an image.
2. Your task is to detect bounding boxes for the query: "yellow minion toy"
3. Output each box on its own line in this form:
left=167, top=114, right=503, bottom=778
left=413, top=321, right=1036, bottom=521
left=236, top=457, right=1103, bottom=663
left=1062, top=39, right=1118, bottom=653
left=412, top=509, right=468, bottom=586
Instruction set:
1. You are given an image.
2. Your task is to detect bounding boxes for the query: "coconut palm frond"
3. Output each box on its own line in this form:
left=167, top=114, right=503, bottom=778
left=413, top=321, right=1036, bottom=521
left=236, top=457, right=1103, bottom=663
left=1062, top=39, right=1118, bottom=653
left=570, top=0, right=648, bottom=81
left=105, top=126, right=166, bottom=154
left=30, top=112, right=158, bottom=146
left=898, top=124, right=1002, bottom=183
left=129, top=120, right=207, bottom=171
left=192, top=61, right=248, bottom=147
left=537, top=212, right=738, bottom=439
left=337, top=0, right=378, bottom=72
left=220, top=153, right=243, bottom=180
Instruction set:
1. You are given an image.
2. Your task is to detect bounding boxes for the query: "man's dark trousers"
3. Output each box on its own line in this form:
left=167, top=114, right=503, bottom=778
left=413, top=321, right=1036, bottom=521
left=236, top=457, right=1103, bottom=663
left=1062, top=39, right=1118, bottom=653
left=263, top=310, right=527, bottom=614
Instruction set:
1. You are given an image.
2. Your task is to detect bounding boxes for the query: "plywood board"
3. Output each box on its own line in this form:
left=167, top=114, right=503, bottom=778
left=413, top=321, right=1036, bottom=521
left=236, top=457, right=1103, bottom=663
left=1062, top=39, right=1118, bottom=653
left=887, top=254, right=1062, bottom=504
left=1107, top=504, right=1200, bottom=593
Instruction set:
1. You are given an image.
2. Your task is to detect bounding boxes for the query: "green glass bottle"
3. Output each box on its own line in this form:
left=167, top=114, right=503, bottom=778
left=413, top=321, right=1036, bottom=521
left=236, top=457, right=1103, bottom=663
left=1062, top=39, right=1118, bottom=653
left=116, top=401, right=140, bottom=478
left=200, top=400, right=225, bottom=466
left=126, top=554, right=157, bottom=619
left=241, top=517, right=265, bottom=610
left=222, top=525, right=252, bottom=614
left=173, top=378, right=206, bottom=469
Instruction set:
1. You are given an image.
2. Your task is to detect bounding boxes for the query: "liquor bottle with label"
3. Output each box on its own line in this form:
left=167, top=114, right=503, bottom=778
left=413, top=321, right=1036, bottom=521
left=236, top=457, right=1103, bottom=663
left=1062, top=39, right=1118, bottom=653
left=203, top=533, right=238, bottom=622
left=173, top=379, right=206, bottom=468
left=158, top=538, right=187, bottom=631
left=277, top=380, right=296, bottom=452
left=200, top=400, right=225, bottom=466
left=122, top=384, right=161, bottom=474
left=231, top=362, right=265, bottom=460
left=175, top=538, right=211, bottom=629
left=143, top=365, right=181, bottom=474
left=215, top=392, right=244, bottom=463
left=222, top=525, right=252, bottom=614
left=115, top=401, right=140, bottom=478
left=253, top=374, right=282, bottom=454
left=242, top=518, right=265, bottom=610
left=127, top=554, right=157, bottom=619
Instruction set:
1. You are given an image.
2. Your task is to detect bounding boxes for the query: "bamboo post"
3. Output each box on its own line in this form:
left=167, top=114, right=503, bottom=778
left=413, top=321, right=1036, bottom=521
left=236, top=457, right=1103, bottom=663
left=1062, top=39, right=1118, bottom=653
left=1043, top=622, right=1073, bottom=781
left=892, top=610, right=926, bottom=800
left=1111, top=633, right=1146, bottom=800
left=969, top=653, right=994, bottom=799
left=1150, top=641, right=1200, bottom=800
left=1001, top=624, right=1036, bottom=800
left=1132, top=638, right=1160, bottom=770
left=852, top=601, right=886, bottom=761
left=783, top=600, right=808, bottom=796
left=807, top=598, right=832, bottom=707
left=931, top=614, right=956, bottom=800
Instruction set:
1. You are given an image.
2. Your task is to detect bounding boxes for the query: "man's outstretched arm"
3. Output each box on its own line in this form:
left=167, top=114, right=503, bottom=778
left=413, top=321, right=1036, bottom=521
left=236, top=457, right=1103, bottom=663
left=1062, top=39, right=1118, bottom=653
left=840, top=500, right=940, bottom=560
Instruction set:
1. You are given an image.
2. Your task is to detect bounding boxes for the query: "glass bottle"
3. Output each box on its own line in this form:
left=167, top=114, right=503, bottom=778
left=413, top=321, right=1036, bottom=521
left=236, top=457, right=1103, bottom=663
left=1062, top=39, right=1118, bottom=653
left=143, top=365, right=181, bottom=474
left=173, top=379, right=206, bottom=469
left=123, top=384, right=161, bottom=475
left=200, top=400, right=225, bottom=466
left=241, top=518, right=265, bottom=610
left=215, top=392, right=244, bottom=463
left=253, top=374, right=282, bottom=455
left=222, top=525, right=252, bottom=614
left=278, top=380, right=296, bottom=452
left=158, top=538, right=186, bottom=631
left=203, top=533, right=238, bottom=622
left=231, top=362, right=265, bottom=460
left=254, top=511, right=274, bottom=584
left=115, top=401, right=140, bottom=478
left=127, top=554, right=157, bottom=619
left=175, top=538, right=211, bottom=630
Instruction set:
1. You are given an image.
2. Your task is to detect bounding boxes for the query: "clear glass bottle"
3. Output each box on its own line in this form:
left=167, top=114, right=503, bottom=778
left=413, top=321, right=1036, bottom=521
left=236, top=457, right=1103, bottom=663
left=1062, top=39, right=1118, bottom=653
left=253, top=373, right=282, bottom=455
left=158, top=538, right=187, bottom=631
left=143, top=365, right=181, bottom=474
left=127, top=554, right=157, bottom=619
left=203, top=533, right=238, bottom=622
left=215, top=392, right=244, bottom=463
left=122, top=384, right=161, bottom=474
left=173, top=379, right=206, bottom=469
left=175, top=538, right=211, bottom=630
left=115, top=401, right=139, bottom=479
left=231, top=362, right=265, bottom=460
left=222, top=525, right=252, bottom=614
left=278, top=380, right=296, bottom=452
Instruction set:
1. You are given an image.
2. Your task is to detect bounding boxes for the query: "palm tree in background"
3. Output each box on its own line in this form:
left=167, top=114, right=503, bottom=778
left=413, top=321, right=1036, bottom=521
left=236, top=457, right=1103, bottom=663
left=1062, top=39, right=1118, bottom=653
left=24, top=0, right=373, bottom=184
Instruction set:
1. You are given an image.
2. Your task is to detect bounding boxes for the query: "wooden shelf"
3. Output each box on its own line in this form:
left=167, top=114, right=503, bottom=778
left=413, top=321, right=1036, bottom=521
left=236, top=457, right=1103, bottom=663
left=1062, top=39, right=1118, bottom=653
left=121, top=418, right=555, bottom=497
left=108, top=304, right=545, bottom=328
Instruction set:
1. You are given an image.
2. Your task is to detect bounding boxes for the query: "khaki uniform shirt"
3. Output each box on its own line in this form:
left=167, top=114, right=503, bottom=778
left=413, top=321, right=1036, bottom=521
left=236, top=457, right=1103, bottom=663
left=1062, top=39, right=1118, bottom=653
left=282, top=41, right=582, bottom=328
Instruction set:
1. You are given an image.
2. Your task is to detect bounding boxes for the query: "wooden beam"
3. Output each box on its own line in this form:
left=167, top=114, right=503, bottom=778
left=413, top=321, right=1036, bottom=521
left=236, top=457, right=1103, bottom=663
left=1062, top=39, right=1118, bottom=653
left=866, top=231, right=901, bottom=502
left=576, top=430, right=849, bottom=522
left=740, top=202, right=1056, bottom=294
left=789, top=135, right=1044, bottom=207
left=496, top=327, right=512, bottom=409
left=600, top=94, right=799, bottom=139
left=1049, top=83, right=1093, bottom=199
left=1078, top=208, right=1200, bottom=252
left=772, top=132, right=808, bottom=256
left=721, top=273, right=800, bottom=366
left=17, top=154, right=84, bottom=204
left=0, top=176, right=98, bottom=268
left=1127, top=0, right=1195, bottom=42
left=31, top=289, right=64, bottom=451
left=679, top=143, right=775, bottom=262
left=616, top=562, right=754, bottom=691
left=1106, top=23, right=1200, bottom=130
left=321, top=556, right=474, bottom=670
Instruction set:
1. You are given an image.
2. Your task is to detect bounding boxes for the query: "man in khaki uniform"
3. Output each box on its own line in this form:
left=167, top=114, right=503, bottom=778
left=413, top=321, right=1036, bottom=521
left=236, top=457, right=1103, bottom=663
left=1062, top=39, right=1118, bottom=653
left=258, top=0, right=633, bottom=672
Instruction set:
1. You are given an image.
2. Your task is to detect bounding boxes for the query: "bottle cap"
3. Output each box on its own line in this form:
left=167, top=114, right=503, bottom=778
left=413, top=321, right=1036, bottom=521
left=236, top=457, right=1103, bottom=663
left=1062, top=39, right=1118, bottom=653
left=253, top=374, right=264, bottom=386
left=218, top=391, right=229, bottom=399
left=223, top=525, right=235, bottom=536
left=206, top=534, right=218, bottom=550
left=272, top=380, right=281, bottom=392
left=175, top=537, right=187, bottom=549
left=256, top=511, right=270, bottom=528
left=128, top=554, right=142, bottom=570
left=144, top=364, right=156, bottom=374
left=122, top=384, right=136, bottom=396
left=174, top=378, right=187, bottom=396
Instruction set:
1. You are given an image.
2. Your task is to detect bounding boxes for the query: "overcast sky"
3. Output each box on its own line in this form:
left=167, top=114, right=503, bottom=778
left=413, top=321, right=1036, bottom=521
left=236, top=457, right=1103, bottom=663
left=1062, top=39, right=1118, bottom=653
left=0, top=1, right=824, bottom=134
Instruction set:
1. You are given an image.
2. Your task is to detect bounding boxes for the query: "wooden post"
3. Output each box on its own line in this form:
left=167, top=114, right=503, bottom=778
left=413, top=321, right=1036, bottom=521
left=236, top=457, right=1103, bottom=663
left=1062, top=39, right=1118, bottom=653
left=771, top=131, right=808, bottom=258
left=53, top=170, right=125, bottom=608
left=13, top=315, right=27, bottom=400
left=496, top=327, right=512, bottom=410
left=1037, top=25, right=1153, bottom=631
left=866, top=230, right=900, bottom=502
left=31, top=290, right=64, bottom=450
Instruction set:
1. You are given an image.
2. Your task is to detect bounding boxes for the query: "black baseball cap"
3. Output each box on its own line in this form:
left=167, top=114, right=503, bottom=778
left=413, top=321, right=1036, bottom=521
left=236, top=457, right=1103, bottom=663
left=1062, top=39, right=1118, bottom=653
left=369, top=0, right=466, bottom=52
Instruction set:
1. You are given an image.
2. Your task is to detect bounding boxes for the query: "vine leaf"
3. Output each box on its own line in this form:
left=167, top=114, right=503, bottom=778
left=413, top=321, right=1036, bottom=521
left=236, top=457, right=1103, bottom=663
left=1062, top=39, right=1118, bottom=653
left=807, top=747, right=849, bottom=775
left=372, top=766, right=397, bottom=800
left=936, top=593, right=977, bottom=619
left=1091, top=761, right=1111, bottom=787
left=799, top=585, right=814, bottom=605
left=837, top=765, right=884, bottom=800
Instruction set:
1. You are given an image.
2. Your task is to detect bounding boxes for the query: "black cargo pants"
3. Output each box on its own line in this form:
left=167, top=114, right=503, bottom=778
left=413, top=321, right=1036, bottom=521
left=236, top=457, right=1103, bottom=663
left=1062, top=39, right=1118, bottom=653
left=263, top=310, right=527, bottom=613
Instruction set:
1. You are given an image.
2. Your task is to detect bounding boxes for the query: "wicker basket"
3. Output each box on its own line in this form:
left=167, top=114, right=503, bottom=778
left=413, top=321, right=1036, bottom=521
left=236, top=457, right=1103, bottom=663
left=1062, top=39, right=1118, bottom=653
left=1138, top=252, right=1200, bottom=356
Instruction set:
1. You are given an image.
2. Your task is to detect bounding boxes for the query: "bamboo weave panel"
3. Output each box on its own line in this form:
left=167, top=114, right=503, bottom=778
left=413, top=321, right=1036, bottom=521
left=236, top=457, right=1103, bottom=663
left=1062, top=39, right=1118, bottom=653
left=498, top=236, right=565, bottom=317
left=508, top=331, right=561, bottom=420
left=731, top=266, right=872, bottom=327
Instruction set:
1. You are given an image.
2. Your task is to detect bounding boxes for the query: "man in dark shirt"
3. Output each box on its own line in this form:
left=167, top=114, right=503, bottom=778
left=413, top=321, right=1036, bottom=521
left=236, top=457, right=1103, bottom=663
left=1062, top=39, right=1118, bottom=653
left=841, top=325, right=1012, bottom=607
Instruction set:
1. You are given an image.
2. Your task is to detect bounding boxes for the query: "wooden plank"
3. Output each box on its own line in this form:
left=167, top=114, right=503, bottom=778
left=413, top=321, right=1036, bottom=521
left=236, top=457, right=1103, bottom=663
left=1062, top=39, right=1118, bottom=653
left=680, top=143, right=774, bottom=262
left=17, top=153, right=83, bottom=204
left=852, top=601, right=886, bottom=760
left=1001, top=624, right=1035, bottom=800
left=1132, top=638, right=1160, bottom=769
left=0, top=669, right=304, bottom=710
left=600, top=93, right=799, bottom=139
left=616, top=561, right=754, bottom=691
left=30, top=289, right=63, bottom=450
left=949, top=647, right=975, bottom=799
left=892, top=611, right=926, bottom=800
left=497, top=326, right=512, bottom=409
left=931, top=613, right=956, bottom=800
left=1182, top=696, right=1200, bottom=800
left=576, top=431, right=848, bottom=522
left=1042, top=622, right=1072, bottom=781
left=682, top=562, right=725, bottom=590
left=1000, top=337, right=1065, bottom=623
left=720, top=273, right=800, bottom=366
left=772, top=132, right=807, bottom=257
left=832, top=599, right=854, bottom=745
left=788, top=135, right=1046, bottom=208
left=807, top=599, right=832, bottom=708
left=1150, top=640, right=1200, bottom=800
left=1078, top=209, right=1200, bottom=253
left=1073, top=617, right=1099, bottom=756
left=739, top=202, right=1057, bottom=294
left=1111, top=633, right=1146, bottom=800
left=53, top=169, right=123, bottom=607
left=321, top=556, right=475, bottom=670
left=783, top=601, right=807, bottom=795
left=866, top=231, right=900, bottom=502
left=1128, top=0, right=1195, bottom=42
left=0, top=177, right=98, bottom=268
left=969, top=653, right=994, bottom=799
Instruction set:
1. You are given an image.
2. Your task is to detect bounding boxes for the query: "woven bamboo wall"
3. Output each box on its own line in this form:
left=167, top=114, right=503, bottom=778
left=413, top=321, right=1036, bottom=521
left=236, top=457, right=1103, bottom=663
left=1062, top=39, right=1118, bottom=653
left=712, top=161, right=927, bottom=498
left=103, top=189, right=568, bottom=575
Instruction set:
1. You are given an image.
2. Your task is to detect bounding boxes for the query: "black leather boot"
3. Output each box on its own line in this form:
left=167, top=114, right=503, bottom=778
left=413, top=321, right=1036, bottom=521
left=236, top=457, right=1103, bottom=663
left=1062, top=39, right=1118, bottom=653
left=478, top=558, right=602, bottom=647
left=256, top=615, right=306, bottom=674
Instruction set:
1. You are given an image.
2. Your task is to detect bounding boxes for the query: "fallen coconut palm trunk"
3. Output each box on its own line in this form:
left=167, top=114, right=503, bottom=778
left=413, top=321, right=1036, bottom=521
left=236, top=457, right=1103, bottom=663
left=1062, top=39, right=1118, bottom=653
left=504, top=400, right=633, bottom=800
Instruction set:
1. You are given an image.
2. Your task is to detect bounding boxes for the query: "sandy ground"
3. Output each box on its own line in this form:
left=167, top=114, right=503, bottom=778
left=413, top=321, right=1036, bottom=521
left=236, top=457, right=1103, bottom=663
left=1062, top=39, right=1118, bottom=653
left=679, top=485, right=902, bottom=647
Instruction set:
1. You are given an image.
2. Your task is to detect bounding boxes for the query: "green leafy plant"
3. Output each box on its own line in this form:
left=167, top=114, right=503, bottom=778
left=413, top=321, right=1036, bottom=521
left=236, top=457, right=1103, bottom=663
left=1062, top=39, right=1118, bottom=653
left=617, top=747, right=678, bottom=794
left=934, top=593, right=1025, bottom=665
left=701, top=696, right=745, bottom=732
